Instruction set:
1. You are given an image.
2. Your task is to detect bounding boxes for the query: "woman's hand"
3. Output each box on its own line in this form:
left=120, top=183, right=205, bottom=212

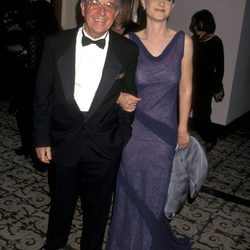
left=177, top=130, right=190, bottom=149
left=213, top=89, right=224, bottom=102
left=117, top=92, right=141, bottom=112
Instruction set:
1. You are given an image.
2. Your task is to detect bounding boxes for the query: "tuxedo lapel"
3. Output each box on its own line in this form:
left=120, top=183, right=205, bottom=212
left=57, top=34, right=80, bottom=113
left=87, top=34, right=121, bottom=118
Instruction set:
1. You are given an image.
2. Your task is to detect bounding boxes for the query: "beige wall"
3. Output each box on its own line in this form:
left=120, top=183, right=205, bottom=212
left=61, top=0, right=80, bottom=30
left=227, top=1, right=250, bottom=123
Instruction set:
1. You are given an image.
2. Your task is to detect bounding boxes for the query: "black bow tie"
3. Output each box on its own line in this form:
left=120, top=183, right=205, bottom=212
left=82, top=32, right=106, bottom=49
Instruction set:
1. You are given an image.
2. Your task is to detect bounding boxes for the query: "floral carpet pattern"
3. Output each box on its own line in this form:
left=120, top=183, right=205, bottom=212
left=0, top=99, right=250, bottom=250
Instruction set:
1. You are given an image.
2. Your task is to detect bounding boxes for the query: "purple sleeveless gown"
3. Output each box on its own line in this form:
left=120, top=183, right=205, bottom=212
left=107, top=32, right=191, bottom=250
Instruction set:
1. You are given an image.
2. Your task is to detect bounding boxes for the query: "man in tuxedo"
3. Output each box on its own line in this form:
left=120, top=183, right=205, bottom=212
left=33, top=0, right=138, bottom=249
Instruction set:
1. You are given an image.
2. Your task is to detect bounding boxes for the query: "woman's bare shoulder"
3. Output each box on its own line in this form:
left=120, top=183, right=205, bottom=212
left=184, top=33, right=193, bottom=48
left=134, top=29, right=145, bottom=39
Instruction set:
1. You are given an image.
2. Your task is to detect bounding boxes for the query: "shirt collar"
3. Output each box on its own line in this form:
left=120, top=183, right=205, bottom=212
left=82, top=25, right=109, bottom=41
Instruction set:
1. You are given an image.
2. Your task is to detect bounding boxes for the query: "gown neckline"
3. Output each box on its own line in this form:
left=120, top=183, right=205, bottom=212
left=130, top=31, right=182, bottom=60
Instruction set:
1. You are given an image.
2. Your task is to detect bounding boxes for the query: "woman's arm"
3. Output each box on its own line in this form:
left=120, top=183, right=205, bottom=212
left=178, top=34, right=193, bottom=148
left=212, top=37, right=224, bottom=94
left=212, top=37, right=224, bottom=102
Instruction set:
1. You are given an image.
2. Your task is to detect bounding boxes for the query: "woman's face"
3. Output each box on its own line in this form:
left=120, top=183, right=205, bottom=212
left=141, top=0, right=175, bottom=22
left=193, top=25, right=207, bottom=39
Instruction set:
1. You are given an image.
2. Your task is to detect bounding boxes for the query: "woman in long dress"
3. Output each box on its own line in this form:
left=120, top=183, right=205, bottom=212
left=107, top=0, right=193, bottom=249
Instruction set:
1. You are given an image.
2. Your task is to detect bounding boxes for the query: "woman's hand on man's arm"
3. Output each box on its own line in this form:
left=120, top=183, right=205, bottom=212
left=117, top=92, right=141, bottom=112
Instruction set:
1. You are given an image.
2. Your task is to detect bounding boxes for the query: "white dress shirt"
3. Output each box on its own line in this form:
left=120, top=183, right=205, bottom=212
left=74, top=27, right=109, bottom=112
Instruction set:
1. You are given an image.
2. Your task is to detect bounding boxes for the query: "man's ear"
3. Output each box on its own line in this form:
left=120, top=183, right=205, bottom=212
left=114, top=10, right=119, bottom=20
left=80, top=1, right=85, bottom=17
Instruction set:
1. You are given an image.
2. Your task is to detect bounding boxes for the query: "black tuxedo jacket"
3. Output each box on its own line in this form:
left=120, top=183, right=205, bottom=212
left=33, top=28, right=138, bottom=167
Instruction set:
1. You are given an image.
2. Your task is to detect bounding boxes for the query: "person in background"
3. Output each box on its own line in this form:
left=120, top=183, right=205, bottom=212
left=14, top=0, right=60, bottom=172
left=111, top=0, right=142, bottom=35
left=107, top=0, right=192, bottom=249
left=0, top=0, right=26, bottom=99
left=189, top=9, right=224, bottom=152
left=33, top=0, right=138, bottom=249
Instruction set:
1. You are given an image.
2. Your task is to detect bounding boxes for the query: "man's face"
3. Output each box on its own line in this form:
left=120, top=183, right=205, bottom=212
left=81, top=0, right=119, bottom=38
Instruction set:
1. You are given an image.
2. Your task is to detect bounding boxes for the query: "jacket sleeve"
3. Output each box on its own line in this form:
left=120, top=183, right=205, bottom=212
left=33, top=36, right=54, bottom=147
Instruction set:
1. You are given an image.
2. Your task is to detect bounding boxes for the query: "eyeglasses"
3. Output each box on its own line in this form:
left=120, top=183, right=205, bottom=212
left=86, top=0, right=118, bottom=12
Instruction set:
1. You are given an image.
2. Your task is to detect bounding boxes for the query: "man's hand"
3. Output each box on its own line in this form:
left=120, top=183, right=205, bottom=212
left=117, top=92, right=141, bottom=112
left=35, top=147, right=52, bottom=164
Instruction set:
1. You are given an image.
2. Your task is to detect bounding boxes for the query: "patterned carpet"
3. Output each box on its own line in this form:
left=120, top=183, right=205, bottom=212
left=0, top=99, right=250, bottom=250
